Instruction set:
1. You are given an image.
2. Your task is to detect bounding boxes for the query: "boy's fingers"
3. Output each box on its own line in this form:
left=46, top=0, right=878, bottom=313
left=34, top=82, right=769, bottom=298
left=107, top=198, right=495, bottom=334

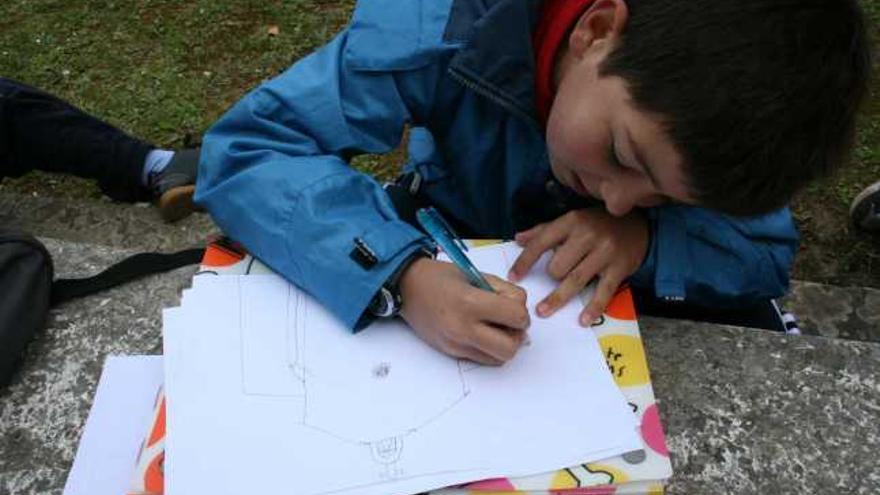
left=470, top=324, right=526, bottom=362
left=463, top=347, right=505, bottom=366
left=449, top=342, right=503, bottom=366
left=546, top=237, right=592, bottom=281
left=537, top=253, right=603, bottom=317
left=485, top=274, right=528, bottom=305
left=514, top=223, right=546, bottom=245
left=579, top=271, right=624, bottom=326
left=471, top=284, right=531, bottom=330
left=509, top=223, right=566, bottom=281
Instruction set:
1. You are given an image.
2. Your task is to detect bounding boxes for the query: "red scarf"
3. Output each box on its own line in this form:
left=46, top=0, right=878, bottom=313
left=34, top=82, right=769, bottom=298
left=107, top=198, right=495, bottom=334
left=533, top=0, right=595, bottom=125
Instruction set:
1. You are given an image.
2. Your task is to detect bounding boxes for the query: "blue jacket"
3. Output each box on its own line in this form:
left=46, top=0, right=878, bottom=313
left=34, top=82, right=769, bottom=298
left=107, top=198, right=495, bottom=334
left=197, top=0, right=799, bottom=329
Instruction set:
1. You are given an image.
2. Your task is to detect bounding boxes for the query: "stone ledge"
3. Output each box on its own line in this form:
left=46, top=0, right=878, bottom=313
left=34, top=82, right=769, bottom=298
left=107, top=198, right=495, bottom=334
left=0, top=239, right=195, bottom=495
left=641, top=316, right=879, bottom=494
left=781, top=280, right=880, bottom=343
left=0, top=191, right=217, bottom=252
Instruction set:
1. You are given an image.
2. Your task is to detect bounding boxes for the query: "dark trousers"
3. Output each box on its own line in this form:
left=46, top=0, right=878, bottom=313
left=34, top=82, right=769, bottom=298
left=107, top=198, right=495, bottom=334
left=0, top=78, right=154, bottom=202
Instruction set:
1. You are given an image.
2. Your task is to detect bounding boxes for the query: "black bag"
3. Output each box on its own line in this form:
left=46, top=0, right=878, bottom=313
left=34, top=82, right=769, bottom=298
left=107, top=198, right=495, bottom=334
left=0, top=229, right=204, bottom=388
left=0, top=231, right=53, bottom=388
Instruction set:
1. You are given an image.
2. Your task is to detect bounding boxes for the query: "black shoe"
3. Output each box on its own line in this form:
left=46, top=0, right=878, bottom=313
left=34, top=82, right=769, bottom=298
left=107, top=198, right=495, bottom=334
left=850, top=180, right=880, bottom=233
left=151, top=148, right=200, bottom=222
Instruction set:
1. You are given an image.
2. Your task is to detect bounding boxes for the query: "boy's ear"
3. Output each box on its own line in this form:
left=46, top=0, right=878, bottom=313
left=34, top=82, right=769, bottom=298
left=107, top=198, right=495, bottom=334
left=569, top=0, right=629, bottom=58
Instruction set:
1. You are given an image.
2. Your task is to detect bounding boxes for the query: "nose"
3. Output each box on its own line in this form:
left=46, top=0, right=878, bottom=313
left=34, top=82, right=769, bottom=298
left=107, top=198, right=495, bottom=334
left=599, top=180, right=636, bottom=217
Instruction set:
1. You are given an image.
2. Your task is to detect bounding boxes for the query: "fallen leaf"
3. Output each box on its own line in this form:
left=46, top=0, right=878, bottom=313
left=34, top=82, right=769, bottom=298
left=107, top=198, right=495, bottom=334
left=267, top=25, right=280, bottom=36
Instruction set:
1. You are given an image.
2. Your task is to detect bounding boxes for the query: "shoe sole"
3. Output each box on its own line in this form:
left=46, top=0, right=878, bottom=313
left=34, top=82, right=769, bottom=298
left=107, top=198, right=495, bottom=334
left=849, top=180, right=880, bottom=232
left=849, top=180, right=880, bottom=216
left=158, top=185, right=199, bottom=223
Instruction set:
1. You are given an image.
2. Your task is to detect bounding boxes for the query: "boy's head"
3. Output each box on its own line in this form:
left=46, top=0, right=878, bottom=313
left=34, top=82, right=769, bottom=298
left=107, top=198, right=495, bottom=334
left=545, top=0, right=871, bottom=217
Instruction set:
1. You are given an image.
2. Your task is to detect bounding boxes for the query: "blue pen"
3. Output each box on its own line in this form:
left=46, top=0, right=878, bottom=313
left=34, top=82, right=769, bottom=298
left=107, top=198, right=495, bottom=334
left=416, top=207, right=496, bottom=293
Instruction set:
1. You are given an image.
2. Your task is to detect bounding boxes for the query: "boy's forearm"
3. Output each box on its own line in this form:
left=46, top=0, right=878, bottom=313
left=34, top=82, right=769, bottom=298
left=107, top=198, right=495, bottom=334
left=197, top=146, right=430, bottom=328
left=195, top=29, right=447, bottom=328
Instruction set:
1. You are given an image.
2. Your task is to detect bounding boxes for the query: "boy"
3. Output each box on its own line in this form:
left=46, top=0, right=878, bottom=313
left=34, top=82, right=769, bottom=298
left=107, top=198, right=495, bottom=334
left=197, top=0, right=870, bottom=364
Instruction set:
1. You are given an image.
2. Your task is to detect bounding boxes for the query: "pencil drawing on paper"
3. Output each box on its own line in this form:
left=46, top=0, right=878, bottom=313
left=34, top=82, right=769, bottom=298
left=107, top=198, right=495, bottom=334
left=238, top=279, right=474, bottom=482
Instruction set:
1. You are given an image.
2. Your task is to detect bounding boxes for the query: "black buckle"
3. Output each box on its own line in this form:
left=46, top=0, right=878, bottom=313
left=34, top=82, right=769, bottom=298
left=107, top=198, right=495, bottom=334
left=395, top=172, right=422, bottom=195
left=350, top=237, right=379, bottom=269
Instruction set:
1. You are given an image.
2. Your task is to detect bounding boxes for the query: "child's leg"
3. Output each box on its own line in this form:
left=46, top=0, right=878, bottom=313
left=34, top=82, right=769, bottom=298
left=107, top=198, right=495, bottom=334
left=0, top=78, right=154, bottom=202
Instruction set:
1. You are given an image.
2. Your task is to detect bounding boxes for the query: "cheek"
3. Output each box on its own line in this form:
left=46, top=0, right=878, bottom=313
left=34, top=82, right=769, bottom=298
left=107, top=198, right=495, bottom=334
left=545, top=113, right=604, bottom=175
left=607, top=178, right=667, bottom=210
left=544, top=108, right=569, bottom=163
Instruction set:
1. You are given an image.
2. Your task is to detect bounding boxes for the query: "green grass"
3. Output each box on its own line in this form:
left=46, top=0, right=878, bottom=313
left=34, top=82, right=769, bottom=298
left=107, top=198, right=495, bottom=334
left=1, top=0, right=879, bottom=287
left=0, top=0, right=351, bottom=146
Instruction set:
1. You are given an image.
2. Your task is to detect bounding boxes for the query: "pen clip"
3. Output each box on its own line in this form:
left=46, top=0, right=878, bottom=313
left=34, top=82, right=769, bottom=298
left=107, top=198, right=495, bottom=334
left=426, top=208, right=468, bottom=253
left=416, top=207, right=495, bottom=293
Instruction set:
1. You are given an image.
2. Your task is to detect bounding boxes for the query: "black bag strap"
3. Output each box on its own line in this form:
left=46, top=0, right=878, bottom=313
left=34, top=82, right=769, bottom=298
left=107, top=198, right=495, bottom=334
left=50, top=247, right=205, bottom=307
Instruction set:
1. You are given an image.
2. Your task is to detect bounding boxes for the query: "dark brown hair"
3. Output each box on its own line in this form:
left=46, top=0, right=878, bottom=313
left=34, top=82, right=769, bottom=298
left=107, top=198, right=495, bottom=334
left=602, top=0, right=872, bottom=216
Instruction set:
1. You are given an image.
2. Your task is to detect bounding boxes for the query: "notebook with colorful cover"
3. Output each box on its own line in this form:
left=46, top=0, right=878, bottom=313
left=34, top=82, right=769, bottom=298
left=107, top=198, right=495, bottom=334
left=128, top=238, right=672, bottom=495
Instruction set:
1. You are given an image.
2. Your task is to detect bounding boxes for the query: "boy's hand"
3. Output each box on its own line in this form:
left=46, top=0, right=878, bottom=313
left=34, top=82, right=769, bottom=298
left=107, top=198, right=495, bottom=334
left=399, top=258, right=530, bottom=366
left=508, top=208, right=649, bottom=326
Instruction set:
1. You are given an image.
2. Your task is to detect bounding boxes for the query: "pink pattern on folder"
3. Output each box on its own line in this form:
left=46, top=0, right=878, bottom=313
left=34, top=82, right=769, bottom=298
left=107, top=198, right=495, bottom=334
left=467, top=478, right=517, bottom=490
left=640, top=405, right=669, bottom=457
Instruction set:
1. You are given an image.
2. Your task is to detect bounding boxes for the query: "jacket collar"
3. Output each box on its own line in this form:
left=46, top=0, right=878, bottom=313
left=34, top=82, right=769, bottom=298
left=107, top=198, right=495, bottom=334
left=444, top=0, right=543, bottom=125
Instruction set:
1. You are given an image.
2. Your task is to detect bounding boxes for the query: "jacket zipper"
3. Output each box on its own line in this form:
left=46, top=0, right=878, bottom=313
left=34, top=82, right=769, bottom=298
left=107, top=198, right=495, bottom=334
left=447, top=66, right=541, bottom=133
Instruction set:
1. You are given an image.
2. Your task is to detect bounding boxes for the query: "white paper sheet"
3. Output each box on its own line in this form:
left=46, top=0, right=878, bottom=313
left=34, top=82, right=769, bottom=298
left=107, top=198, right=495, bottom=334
left=62, top=355, right=163, bottom=495
left=163, top=242, right=640, bottom=495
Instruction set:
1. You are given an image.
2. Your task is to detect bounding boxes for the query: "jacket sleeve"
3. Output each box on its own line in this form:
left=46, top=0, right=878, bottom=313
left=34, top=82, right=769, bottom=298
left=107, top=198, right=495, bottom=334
left=196, top=32, right=443, bottom=330
left=629, top=205, right=799, bottom=307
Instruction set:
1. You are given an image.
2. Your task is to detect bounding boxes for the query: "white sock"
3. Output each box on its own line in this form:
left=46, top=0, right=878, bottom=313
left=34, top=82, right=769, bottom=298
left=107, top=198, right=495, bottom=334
left=142, top=149, right=175, bottom=187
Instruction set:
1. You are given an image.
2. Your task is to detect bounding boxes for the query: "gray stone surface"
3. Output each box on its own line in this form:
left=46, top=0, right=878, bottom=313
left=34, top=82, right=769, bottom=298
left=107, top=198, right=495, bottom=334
left=781, top=280, right=880, bottom=343
left=641, top=317, right=880, bottom=494
left=0, top=239, right=195, bottom=495
left=0, top=192, right=218, bottom=252
left=1, top=240, right=879, bottom=494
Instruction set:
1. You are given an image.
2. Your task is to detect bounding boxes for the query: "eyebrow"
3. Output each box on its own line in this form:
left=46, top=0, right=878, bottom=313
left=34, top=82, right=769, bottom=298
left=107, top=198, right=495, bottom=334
left=623, top=131, right=662, bottom=191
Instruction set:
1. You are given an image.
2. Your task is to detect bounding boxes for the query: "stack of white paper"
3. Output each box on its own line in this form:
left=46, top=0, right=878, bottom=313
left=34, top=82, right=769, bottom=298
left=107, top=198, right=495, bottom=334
left=162, top=243, right=641, bottom=495
left=63, top=356, right=164, bottom=495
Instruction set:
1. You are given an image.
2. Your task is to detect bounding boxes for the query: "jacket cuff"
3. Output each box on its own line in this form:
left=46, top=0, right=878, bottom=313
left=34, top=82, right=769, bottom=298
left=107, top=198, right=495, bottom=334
left=346, top=221, right=431, bottom=331
left=353, top=246, right=432, bottom=331
left=629, top=208, right=687, bottom=301
left=629, top=211, right=658, bottom=289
